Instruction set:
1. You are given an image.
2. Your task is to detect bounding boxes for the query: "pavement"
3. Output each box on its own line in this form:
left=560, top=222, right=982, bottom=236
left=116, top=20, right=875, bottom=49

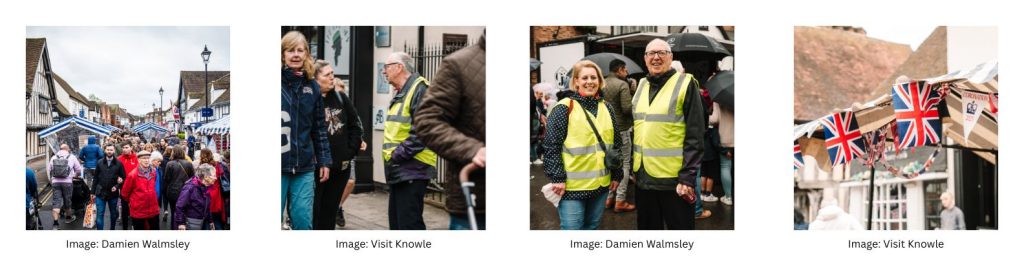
left=335, top=189, right=450, bottom=230
left=530, top=163, right=734, bottom=230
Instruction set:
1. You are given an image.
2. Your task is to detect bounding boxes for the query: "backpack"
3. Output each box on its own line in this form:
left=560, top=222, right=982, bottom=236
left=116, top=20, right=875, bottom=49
left=51, top=155, right=71, bottom=178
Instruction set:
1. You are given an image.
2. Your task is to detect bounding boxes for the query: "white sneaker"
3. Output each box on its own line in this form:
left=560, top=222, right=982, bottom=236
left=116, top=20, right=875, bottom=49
left=532, top=159, right=543, bottom=165
left=721, top=196, right=733, bottom=206
left=705, top=194, right=719, bottom=202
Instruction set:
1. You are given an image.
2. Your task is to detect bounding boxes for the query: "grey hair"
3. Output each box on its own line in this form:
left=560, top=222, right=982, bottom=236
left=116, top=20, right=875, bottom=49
left=389, top=52, right=415, bottom=74
left=195, top=163, right=215, bottom=180
left=314, top=59, right=331, bottom=75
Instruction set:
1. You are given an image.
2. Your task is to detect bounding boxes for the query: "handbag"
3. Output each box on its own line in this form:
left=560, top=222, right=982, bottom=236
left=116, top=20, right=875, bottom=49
left=218, top=162, right=230, bottom=192
left=578, top=100, right=621, bottom=172
left=186, top=217, right=205, bottom=230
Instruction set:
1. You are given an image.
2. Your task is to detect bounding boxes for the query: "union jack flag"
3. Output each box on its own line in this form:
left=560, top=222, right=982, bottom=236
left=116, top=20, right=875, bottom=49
left=820, top=111, right=865, bottom=168
left=892, top=81, right=942, bottom=149
left=794, top=142, right=804, bottom=171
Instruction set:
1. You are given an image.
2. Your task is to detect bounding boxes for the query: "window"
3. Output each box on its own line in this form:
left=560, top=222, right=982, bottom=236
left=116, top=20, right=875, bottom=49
left=923, top=180, right=948, bottom=230
left=863, top=182, right=908, bottom=230
left=38, top=96, right=49, bottom=114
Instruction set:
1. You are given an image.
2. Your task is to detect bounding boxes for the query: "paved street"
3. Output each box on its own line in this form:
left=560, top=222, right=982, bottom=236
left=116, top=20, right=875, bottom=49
left=530, top=163, right=734, bottom=230
left=336, top=190, right=449, bottom=230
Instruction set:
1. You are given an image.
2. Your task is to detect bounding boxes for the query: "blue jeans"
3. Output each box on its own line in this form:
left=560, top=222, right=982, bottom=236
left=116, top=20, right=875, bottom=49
left=720, top=150, right=733, bottom=198
left=94, top=197, right=119, bottom=230
left=558, top=190, right=607, bottom=230
left=281, top=172, right=314, bottom=230
left=449, top=214, right=486, bottom=230
left=694, top=165, right=703, bottom=214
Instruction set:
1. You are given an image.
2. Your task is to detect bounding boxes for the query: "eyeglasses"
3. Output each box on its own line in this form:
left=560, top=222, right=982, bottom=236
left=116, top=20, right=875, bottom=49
left=644, top=50, right=671, bottom=58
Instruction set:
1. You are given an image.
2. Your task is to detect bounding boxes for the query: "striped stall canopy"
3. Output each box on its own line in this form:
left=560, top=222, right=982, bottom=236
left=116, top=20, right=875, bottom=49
left=105, top=124, right=121, bottom=131
left=196, top=116, right=230, bottom=135
left=132, top=122, right=169, bottom=133
left=39, top=116, right=111, bottom=138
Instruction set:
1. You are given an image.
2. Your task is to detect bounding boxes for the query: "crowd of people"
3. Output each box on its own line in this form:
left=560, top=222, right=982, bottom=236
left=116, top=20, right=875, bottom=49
left=531, top=38, right=735, bottom=230
left=280, top=31, right=486, bottom=230
left=27, top=130, right=231, bottom=230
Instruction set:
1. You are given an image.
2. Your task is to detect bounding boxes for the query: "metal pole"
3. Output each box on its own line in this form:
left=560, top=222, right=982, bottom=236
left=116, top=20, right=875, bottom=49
left=866, top=164, right=876, bottom=230
left=204, top=63, right=209, bottom=124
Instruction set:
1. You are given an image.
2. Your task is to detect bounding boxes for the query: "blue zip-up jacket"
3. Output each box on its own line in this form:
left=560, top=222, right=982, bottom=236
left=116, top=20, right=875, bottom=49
left=281, top=67, right=332, bottom=173
left=79, top=136, right=104, bottom=169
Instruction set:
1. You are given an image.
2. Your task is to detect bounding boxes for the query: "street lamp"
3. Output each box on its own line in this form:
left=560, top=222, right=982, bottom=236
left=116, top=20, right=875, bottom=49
left=202, top=45, right=212, bottom=124
left=159, top=86, right=164, bottom=124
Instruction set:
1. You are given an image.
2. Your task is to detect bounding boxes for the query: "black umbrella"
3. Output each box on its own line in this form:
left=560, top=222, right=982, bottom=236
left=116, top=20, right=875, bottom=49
left=705, top=71, right=734, bottom=111
left=664, top=33, right=731, bottom=59
left=581, top=52, right=643, bottom=76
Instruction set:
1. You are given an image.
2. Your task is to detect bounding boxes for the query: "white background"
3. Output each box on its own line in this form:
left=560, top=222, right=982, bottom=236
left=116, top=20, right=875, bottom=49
left=0, top=0, right=1020, bottom=255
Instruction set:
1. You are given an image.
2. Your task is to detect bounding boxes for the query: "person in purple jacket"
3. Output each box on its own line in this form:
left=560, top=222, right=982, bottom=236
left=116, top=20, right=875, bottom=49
left=174, top=163, right=216, bottom=230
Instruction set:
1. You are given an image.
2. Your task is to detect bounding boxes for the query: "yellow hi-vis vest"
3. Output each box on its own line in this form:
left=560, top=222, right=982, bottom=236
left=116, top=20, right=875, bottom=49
left=382, top=76, right=437, bottom=167
left=557, top=98, right=614, bottom=191
left=632, top=72, right=694, bottom=178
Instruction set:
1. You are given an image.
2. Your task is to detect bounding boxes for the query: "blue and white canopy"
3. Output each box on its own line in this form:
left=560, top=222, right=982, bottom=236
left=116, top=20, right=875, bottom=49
left=196, top=116, right=230, bottom=135
left=39, top=116, right=111, bottom=138
left=132, top=122, right=169, bottom=133
left=104, top=124, right=121, bottom=131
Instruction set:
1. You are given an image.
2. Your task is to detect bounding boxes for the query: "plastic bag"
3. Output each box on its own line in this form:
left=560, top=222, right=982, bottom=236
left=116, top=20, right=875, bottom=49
left=540, top=183, right=561, bottom=208
left=82, top=198, right=96, bottom=229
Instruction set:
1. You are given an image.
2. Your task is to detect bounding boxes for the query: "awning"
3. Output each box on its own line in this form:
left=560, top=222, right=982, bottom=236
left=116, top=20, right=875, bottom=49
left=132, top=122, right=169, bottom=133
left=196, top=116, right=230, bottom=135
left=39, top=116, right=111, bottom=138
left=104, top=124, right=121, bottom=131
left=795, top=61, right=998, bottom=171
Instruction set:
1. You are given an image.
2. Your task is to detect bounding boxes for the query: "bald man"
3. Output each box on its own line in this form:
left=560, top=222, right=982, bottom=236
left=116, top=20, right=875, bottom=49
left=632, top=39, right=705, bottom=230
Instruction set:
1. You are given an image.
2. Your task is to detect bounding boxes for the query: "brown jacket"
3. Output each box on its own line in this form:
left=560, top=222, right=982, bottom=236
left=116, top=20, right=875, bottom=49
left=415, top=36, right=486, bottom=215
left=603, top=75, right=633, bottom=131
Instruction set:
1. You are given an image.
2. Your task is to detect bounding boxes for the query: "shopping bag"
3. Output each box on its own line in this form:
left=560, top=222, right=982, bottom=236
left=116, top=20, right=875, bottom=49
left=82, top=198, right=96, bottom=229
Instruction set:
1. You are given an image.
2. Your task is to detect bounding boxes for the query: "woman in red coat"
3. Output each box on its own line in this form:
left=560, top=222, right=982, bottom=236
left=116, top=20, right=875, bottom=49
left=197, top=148, right=226, bottom=230
left=121, top=151, right=160, bottom=230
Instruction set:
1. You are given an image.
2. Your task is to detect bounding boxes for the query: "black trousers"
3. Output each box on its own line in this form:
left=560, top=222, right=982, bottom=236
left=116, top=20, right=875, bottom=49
left=636, top=188, right=695, bottom=230
left=312, top=164, right=351, bottom=230
left=121, top=199, right=132, bottom=230
left=131, top=216, right=159, bottom=230
left=388, top=180, right=427, bottom=230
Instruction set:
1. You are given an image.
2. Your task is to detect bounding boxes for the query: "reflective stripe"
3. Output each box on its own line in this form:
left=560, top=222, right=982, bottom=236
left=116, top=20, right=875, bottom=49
left=665, top=74, right=685, bottom=116
left=643, top=148, right=684, bottom=157
left=385, top=115, right=409, bottom=122
left=643, top=113, right=684, bottom=123
left=383, top=143, right=399, bottom=149
left=566, top=169, right=609, bottom=179
left=633, top=144, right=683, bottom=157
left=562, top=144, right=614, bottom=155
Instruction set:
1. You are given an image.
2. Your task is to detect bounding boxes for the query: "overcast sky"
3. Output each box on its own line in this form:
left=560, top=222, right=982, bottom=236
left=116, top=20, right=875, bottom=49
left=27, top=26, right=230, bottom=115
left=863, top=26, right=936, bottom=51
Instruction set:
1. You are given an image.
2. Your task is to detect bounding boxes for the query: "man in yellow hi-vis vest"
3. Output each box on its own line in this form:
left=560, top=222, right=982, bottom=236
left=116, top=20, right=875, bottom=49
left=633, top=39, right=706, bottom=230
left=381, top=52, right=436, bottom=230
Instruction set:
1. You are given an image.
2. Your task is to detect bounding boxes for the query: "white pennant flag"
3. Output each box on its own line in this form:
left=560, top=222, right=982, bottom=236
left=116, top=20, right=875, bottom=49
left=961, top=91, right=988, bottom=140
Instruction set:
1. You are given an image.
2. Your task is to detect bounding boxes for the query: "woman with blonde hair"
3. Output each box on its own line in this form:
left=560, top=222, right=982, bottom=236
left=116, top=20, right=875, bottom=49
left=280, top=31, right=333, bottom=230
left=541, top=60, right=623, bottom=230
